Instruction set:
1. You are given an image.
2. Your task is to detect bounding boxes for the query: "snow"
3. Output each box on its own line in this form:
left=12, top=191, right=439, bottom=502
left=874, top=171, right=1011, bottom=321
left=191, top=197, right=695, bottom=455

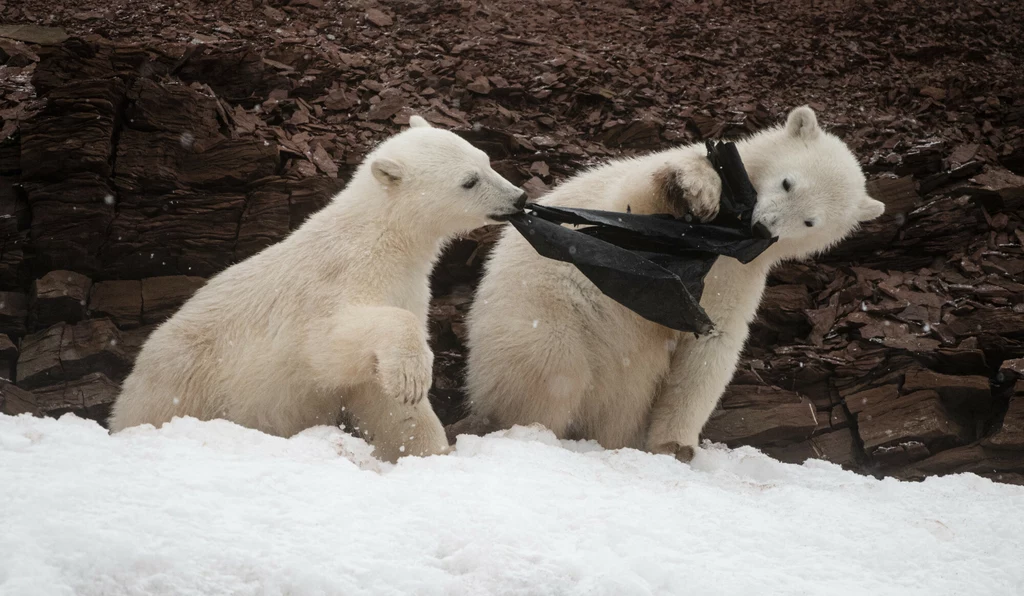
left=2, top=414, right=1023, bottom=596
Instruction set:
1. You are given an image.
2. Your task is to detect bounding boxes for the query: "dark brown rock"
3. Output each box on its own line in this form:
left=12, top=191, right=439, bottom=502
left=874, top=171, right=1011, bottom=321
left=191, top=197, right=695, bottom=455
left=88, top=280, right=143, bottom=329
left=141, top=276, right=206, bottom=324
left=0, top=333, right=17, bottom=381
left=365, top=8, right=394, bottom=27
left=751, top=284, right=813, bottom=343
left=15, top=323, right=62, bottom=388
left=17, top=319, right=130, bottom=389
left=810, top=429, right=861, bottom=467
left=31, top=270, right=92, bottom=328
left=33, top=372, right=120, bottom=414
left=844, top=383, right=900, bottom=415
left=0, top=379, right=40, bottom=416
left=856, top=390, right=968, bottom=465
left=764, top=428, right=860, bottom=468
left=983, top=389, right=1024, bottom=451
left=0, top=291, right=28, bottom=336
left=703, top=394, right=817, bottom=447
left=903, top=369, right=992, bottom=410
left=902, top=445, right=1024, bottom=485
left=119, top=325, right=155, bottom=362
left=718, top=385, right=806, bottom=409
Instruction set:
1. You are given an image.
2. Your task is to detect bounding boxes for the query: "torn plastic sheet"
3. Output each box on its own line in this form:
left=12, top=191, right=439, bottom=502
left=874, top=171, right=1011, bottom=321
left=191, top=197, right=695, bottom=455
left=507, top=141, right=776, bottom=335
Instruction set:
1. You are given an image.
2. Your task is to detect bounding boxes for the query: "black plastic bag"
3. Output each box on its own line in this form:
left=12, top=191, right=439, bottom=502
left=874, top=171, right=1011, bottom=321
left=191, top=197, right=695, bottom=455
left=507, top=141, right=776, bottom=335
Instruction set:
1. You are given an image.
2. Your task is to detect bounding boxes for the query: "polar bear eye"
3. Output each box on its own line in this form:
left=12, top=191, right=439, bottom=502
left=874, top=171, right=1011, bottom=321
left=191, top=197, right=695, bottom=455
left=462, top=175, right=479, bottom=189
left=782, top=179, right=792, bottom=192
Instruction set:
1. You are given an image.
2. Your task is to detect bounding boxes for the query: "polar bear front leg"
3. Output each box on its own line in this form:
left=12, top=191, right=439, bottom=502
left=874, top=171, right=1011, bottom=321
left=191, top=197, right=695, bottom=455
left=306, top=305, right=434, bottom=406
left=645, top=330, right=744, bottom=462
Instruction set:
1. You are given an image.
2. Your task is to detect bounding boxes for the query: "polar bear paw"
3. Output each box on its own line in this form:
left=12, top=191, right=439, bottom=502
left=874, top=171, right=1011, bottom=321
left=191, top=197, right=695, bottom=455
left=649, top=440, right=697, bottom=464
left=378, top=346, right=434, bottom=405
left=655, top=155, right=722, bottom=222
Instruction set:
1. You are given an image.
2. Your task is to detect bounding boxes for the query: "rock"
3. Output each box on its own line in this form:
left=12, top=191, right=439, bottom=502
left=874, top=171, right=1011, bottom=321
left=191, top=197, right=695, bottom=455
left=764, top=428, right=860, bottom=468
left=703, top=390, right=817, bottom=447
left=0, top=291, right=28, bottom=336
left=983, top=388, right=1024, bottom=451
left=902, top=369, right=991, bottom=410
left=88, top=280, right=143, bottom=329
left=0, top=25, right=69, bottom=45
left=0, top=334, right=17, bottom=381
left=141, top=276, right=206, bottom=324
left=902, top=445, right=1024, bottom=485
left=810, top=429, right=861, bottom=467
left=467, top=76, right=492, bottom=95
left=15, top=323, right=62, bottom=389
left=856, top=390, right=968, bottom=465
left=31, top=270, right=92, bottom=328
left=21, top=78, right=125, bottom=274
left=119, top=325, right=155, bottom=362
left=599, top=120, right=662, bottom=149
left=16, top=319, right=130, bottom=389
left=32, top=372, right=120, bottom=414
left=719, top=384, right=806, bottom=409
left=844, top=383, right=899, bottom=415
left=751, top=284, right=813, bottom=342
left=0, top=379, right=40, bottom=416
left=365, top=8, right=394, bottom=27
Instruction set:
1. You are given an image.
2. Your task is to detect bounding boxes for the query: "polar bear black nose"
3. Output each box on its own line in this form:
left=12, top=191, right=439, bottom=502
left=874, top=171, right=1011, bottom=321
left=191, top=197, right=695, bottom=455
left=751, top=221, right=773, bottom=239
left=514, top=191, right=528, bottom=210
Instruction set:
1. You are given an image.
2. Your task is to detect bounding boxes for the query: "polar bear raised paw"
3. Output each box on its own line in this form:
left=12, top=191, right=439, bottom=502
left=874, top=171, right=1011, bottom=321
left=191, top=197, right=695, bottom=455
left=653, top=153, right=722, bottom=222
left=377, top=344, right=434, bottom=406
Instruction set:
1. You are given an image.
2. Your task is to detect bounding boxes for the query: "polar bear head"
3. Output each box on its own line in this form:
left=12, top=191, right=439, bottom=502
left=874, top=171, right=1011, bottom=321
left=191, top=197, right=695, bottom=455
left=745, top=106, right=885, bottom=259
left=365, top=115, right=527, bottom=235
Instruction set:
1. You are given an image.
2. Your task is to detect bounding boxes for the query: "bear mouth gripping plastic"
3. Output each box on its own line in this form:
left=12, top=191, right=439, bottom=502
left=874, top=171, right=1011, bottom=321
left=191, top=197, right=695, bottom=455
left=507, top=141, right=777, bottom=336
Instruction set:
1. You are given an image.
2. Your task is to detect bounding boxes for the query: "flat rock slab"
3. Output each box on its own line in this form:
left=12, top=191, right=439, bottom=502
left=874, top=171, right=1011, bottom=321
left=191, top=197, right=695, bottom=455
left=141, top=276, right=206, bottom=324
left=856, top=390, right=968, bottom=466
left=984, top=388, right=1024, bottom=451
left=31, top=269, right=92, bottom=328
left=903, top=369, right=991, bottom=410
left=0, top=292, right=29, bottom=336
left=0, top=380, right=40, bottom=416
left=33, top=372, right=120, bottom=413
left=88, top=280, right=143, bottom=329
left=704, top=399, right=818, bottom=447
left=0, top=25, right=69, bottom=46
left=16, top=319, right=130, bottom=389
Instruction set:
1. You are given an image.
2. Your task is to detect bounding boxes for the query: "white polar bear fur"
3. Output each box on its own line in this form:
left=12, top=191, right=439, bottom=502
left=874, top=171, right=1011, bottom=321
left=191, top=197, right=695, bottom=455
left=109, top=115, right=526, bottom=462
left=460, top=106, right=885, bottom=461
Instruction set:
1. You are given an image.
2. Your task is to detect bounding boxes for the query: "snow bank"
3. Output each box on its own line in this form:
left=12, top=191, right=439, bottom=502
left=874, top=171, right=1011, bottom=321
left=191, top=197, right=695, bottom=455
left=1, top=413, right=1022, bottom=596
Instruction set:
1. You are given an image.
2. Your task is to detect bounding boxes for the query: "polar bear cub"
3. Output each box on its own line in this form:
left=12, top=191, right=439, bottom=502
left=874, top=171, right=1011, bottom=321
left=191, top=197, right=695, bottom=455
left=460, top=106, right=884, bottom=462
left=109, top=116, right=527, bottom=462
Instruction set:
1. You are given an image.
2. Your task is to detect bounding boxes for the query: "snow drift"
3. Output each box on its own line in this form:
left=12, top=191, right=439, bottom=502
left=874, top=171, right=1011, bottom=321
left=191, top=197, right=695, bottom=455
left=1, top=413, right=1022, bottom=596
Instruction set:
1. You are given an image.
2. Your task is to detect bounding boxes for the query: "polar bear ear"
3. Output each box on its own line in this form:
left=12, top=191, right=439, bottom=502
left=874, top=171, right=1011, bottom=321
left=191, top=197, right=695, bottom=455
left=785, top=106, right=820, bottom=141
left=371, top=157, right=404, bottom=186
left=408, top=115, right=432, bottom=129
left=855, top=196, right=886, bottom=222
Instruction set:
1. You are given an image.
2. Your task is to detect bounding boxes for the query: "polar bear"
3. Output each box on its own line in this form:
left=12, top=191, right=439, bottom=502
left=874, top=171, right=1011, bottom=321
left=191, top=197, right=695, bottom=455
left=458, top=106, right=884, bottom=462
left=109, top=116, right=527, bottom=462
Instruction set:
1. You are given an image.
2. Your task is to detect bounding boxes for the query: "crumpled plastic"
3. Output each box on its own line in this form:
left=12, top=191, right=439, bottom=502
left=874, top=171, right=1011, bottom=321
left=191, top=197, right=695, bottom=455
left=507, top=140, right=776, bottom=335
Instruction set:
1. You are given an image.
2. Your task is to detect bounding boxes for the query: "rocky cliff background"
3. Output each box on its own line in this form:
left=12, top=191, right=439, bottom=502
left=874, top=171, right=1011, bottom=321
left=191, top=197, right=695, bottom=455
left=0, top=0, right=1021, bottom=483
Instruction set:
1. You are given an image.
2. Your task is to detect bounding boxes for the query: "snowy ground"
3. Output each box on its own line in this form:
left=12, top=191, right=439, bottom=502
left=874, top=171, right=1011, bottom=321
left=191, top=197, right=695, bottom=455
left=1, top=414, right=1022, bottom=596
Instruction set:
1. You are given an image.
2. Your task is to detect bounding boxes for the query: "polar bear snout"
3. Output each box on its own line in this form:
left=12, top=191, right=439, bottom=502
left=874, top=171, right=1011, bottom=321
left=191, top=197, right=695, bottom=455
left=488, top=189, right=528, bottom=222
left=751, top=220, right=773, bottom=240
